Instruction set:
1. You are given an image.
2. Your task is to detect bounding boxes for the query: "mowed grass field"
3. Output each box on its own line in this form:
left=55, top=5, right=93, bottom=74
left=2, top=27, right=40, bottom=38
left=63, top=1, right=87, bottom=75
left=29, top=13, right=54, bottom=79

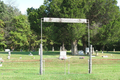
left=0, top=51, right=120, bottom=80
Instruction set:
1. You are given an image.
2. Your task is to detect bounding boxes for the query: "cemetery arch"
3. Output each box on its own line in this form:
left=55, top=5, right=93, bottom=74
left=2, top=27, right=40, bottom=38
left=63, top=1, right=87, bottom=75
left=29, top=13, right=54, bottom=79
left=40, top=17, right=90, bottom=75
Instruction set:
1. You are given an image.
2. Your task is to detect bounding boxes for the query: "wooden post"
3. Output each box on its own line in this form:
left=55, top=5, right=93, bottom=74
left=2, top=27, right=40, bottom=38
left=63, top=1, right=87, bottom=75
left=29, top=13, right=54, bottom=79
left=40, top=44, right=43, bottom=75
left=89, top=45, right=92, bottom=74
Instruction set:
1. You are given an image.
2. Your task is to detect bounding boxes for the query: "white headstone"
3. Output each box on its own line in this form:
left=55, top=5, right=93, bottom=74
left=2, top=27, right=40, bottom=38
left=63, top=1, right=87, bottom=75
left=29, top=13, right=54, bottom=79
left=5, top=49, right=10, bottom=52
left=85, top=48, right=89, bottom=54
left=96, top=50, right=98, bottom=55
left=102, top=51, right=103, bottom=54
left=8, top=51, right=11, bottom=56
left=0, top=58, right=2, bottom=60
left=0, top=64, right=2, bottom=67
left=8, top=56, right=10, bottom=59
left=59, top=51, right=67, bottom=59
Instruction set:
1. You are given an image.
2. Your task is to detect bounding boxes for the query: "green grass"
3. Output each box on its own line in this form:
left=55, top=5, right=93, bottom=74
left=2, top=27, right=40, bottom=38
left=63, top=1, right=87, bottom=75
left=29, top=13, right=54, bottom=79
left=0, top=51, right=120, bottom=80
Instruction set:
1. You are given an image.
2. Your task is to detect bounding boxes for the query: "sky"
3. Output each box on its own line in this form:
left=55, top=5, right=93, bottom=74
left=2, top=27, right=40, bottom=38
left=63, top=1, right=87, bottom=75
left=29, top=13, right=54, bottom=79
left=1, top=0, right=120, bottom=15
left=1, top=0, right=44, bottom=14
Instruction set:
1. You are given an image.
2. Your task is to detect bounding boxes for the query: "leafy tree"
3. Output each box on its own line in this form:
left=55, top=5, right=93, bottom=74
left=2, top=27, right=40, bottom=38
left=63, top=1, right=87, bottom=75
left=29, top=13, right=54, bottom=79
left=88, top=0, right=120, bottom=50
left=0, top=19, right=6, bottom=49
left=9, top=15, right=31, bottom=50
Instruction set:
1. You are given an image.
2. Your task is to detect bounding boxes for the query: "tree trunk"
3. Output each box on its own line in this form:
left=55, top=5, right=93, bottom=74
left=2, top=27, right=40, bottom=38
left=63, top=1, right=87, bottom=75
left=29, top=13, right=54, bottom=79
left=102, top=45, right=105, bottom=51
left=82, top=36, right=87, bottom=53
left=61, top=42, right=65, bottom=51
left=71, top=40, right=78, bottom=55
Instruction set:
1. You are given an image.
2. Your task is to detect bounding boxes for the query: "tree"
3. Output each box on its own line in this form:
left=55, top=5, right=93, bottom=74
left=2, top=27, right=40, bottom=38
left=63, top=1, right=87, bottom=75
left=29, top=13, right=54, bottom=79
left=87, top=0, right=120, bottom=50
left=55, top=0, right=87, bottom=54
left=9, top=15, right=31, bottom=50
left=0, top=19, right=6, bottom=50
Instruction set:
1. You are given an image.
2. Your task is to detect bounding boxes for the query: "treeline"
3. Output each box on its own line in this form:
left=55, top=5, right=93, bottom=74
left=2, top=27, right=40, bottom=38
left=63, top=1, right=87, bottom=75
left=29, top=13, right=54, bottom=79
left=0, top=1, right=38, bottom=51
left=0, top=0, right=120, bottom=54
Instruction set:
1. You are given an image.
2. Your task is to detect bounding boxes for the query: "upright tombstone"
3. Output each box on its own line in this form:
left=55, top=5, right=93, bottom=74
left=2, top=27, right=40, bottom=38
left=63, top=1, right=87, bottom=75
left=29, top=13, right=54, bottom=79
left=5, top=49, right=11, bottom=56
left=29, top=52, right=33, bottom=56
left=8, top=56, right=10, bottom=59
left=52, top=47, right=54, bottom=51
left=85, top=48, right=89, bottom=55
left=78, top=50, right=84, bottom=55
left=96, top=50, right=98, bottom=56
left=39, top=48, right=41, bottom=55
left=8, top=51, right=11, bottom=56
left=113, top=49, right=115, bottom=52
left=59, top=51, right=67, bottom=60
left=102, top=51, right=103, bottom=54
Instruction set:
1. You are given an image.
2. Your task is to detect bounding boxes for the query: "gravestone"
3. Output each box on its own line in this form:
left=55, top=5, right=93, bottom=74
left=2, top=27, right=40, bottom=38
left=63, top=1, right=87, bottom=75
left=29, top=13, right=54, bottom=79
left=59, top=51, right=67, bottom=60
left=0, top=64, right=2, bottom=67
left=8, top=56, right=10, bottom=59
left=8, top=51, right=11, bottom=56
left=96, top=50, right=98, bottom=56
left=102, top=51, right=103, bottom=54
left=78, top=50, right=84, bottom=55
left=85, top=48, right=89, bottom=54
left=52, top=47, right=54, bottom=51
left=39, top=48, right=41, bottom=55
left=29, top=52, right=33, bottom=56
left=113, top=49, right=115, bottom=52
left=5, top=49, right=10, bottom=52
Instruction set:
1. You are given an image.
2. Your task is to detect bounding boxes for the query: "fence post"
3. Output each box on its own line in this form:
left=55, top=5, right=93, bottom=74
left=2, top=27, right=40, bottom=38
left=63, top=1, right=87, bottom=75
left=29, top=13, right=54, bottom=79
left=89, top=45, right=92, bottom=74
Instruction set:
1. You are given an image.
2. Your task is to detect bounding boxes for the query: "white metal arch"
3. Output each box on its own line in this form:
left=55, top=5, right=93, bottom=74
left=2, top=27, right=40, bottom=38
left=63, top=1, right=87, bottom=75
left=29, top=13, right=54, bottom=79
left=40, top=17, right=90, bottom=75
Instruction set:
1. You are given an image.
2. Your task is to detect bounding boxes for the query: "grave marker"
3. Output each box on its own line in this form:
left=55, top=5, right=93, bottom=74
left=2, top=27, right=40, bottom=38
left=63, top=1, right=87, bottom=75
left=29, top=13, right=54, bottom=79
left=52, top=47, right=54, bottom=51
left=59, top=51, right=67, bottom=60
left=78, top=50, right=84, bottom=55
left=8, top=51, right=11, bottom=56
left=8, top=56, right=10, bottom=59
left=5, top=49, right=10, bottom=52
left=96, top=50, right=98, bottom=56
left=85, top=48, right=89, bottom=54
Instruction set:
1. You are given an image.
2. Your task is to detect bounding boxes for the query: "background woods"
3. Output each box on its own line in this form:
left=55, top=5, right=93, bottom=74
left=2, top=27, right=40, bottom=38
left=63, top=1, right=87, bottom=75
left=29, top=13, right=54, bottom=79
left=0, top=0, right=120, bottom=54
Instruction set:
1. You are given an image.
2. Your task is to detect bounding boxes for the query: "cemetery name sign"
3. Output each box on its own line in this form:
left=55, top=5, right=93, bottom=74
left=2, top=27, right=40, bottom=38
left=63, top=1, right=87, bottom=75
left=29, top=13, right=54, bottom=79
left=43, top=18, right=88, bottom=23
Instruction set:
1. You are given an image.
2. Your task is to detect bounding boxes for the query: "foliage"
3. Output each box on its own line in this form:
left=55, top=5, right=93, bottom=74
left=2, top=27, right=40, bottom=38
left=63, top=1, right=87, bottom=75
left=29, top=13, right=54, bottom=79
left=0, top=19, right=5, bottom=46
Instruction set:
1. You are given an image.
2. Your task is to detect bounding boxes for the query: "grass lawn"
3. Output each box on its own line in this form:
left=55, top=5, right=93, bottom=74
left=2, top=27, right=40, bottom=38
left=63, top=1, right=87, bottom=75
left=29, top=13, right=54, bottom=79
left=0, top=51, right=120, bottom=80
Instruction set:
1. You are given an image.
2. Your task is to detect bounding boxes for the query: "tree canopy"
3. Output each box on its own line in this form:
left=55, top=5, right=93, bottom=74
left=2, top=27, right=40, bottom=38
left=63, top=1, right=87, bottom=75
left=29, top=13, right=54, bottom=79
left=0, top=0, right=120, bottom=53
